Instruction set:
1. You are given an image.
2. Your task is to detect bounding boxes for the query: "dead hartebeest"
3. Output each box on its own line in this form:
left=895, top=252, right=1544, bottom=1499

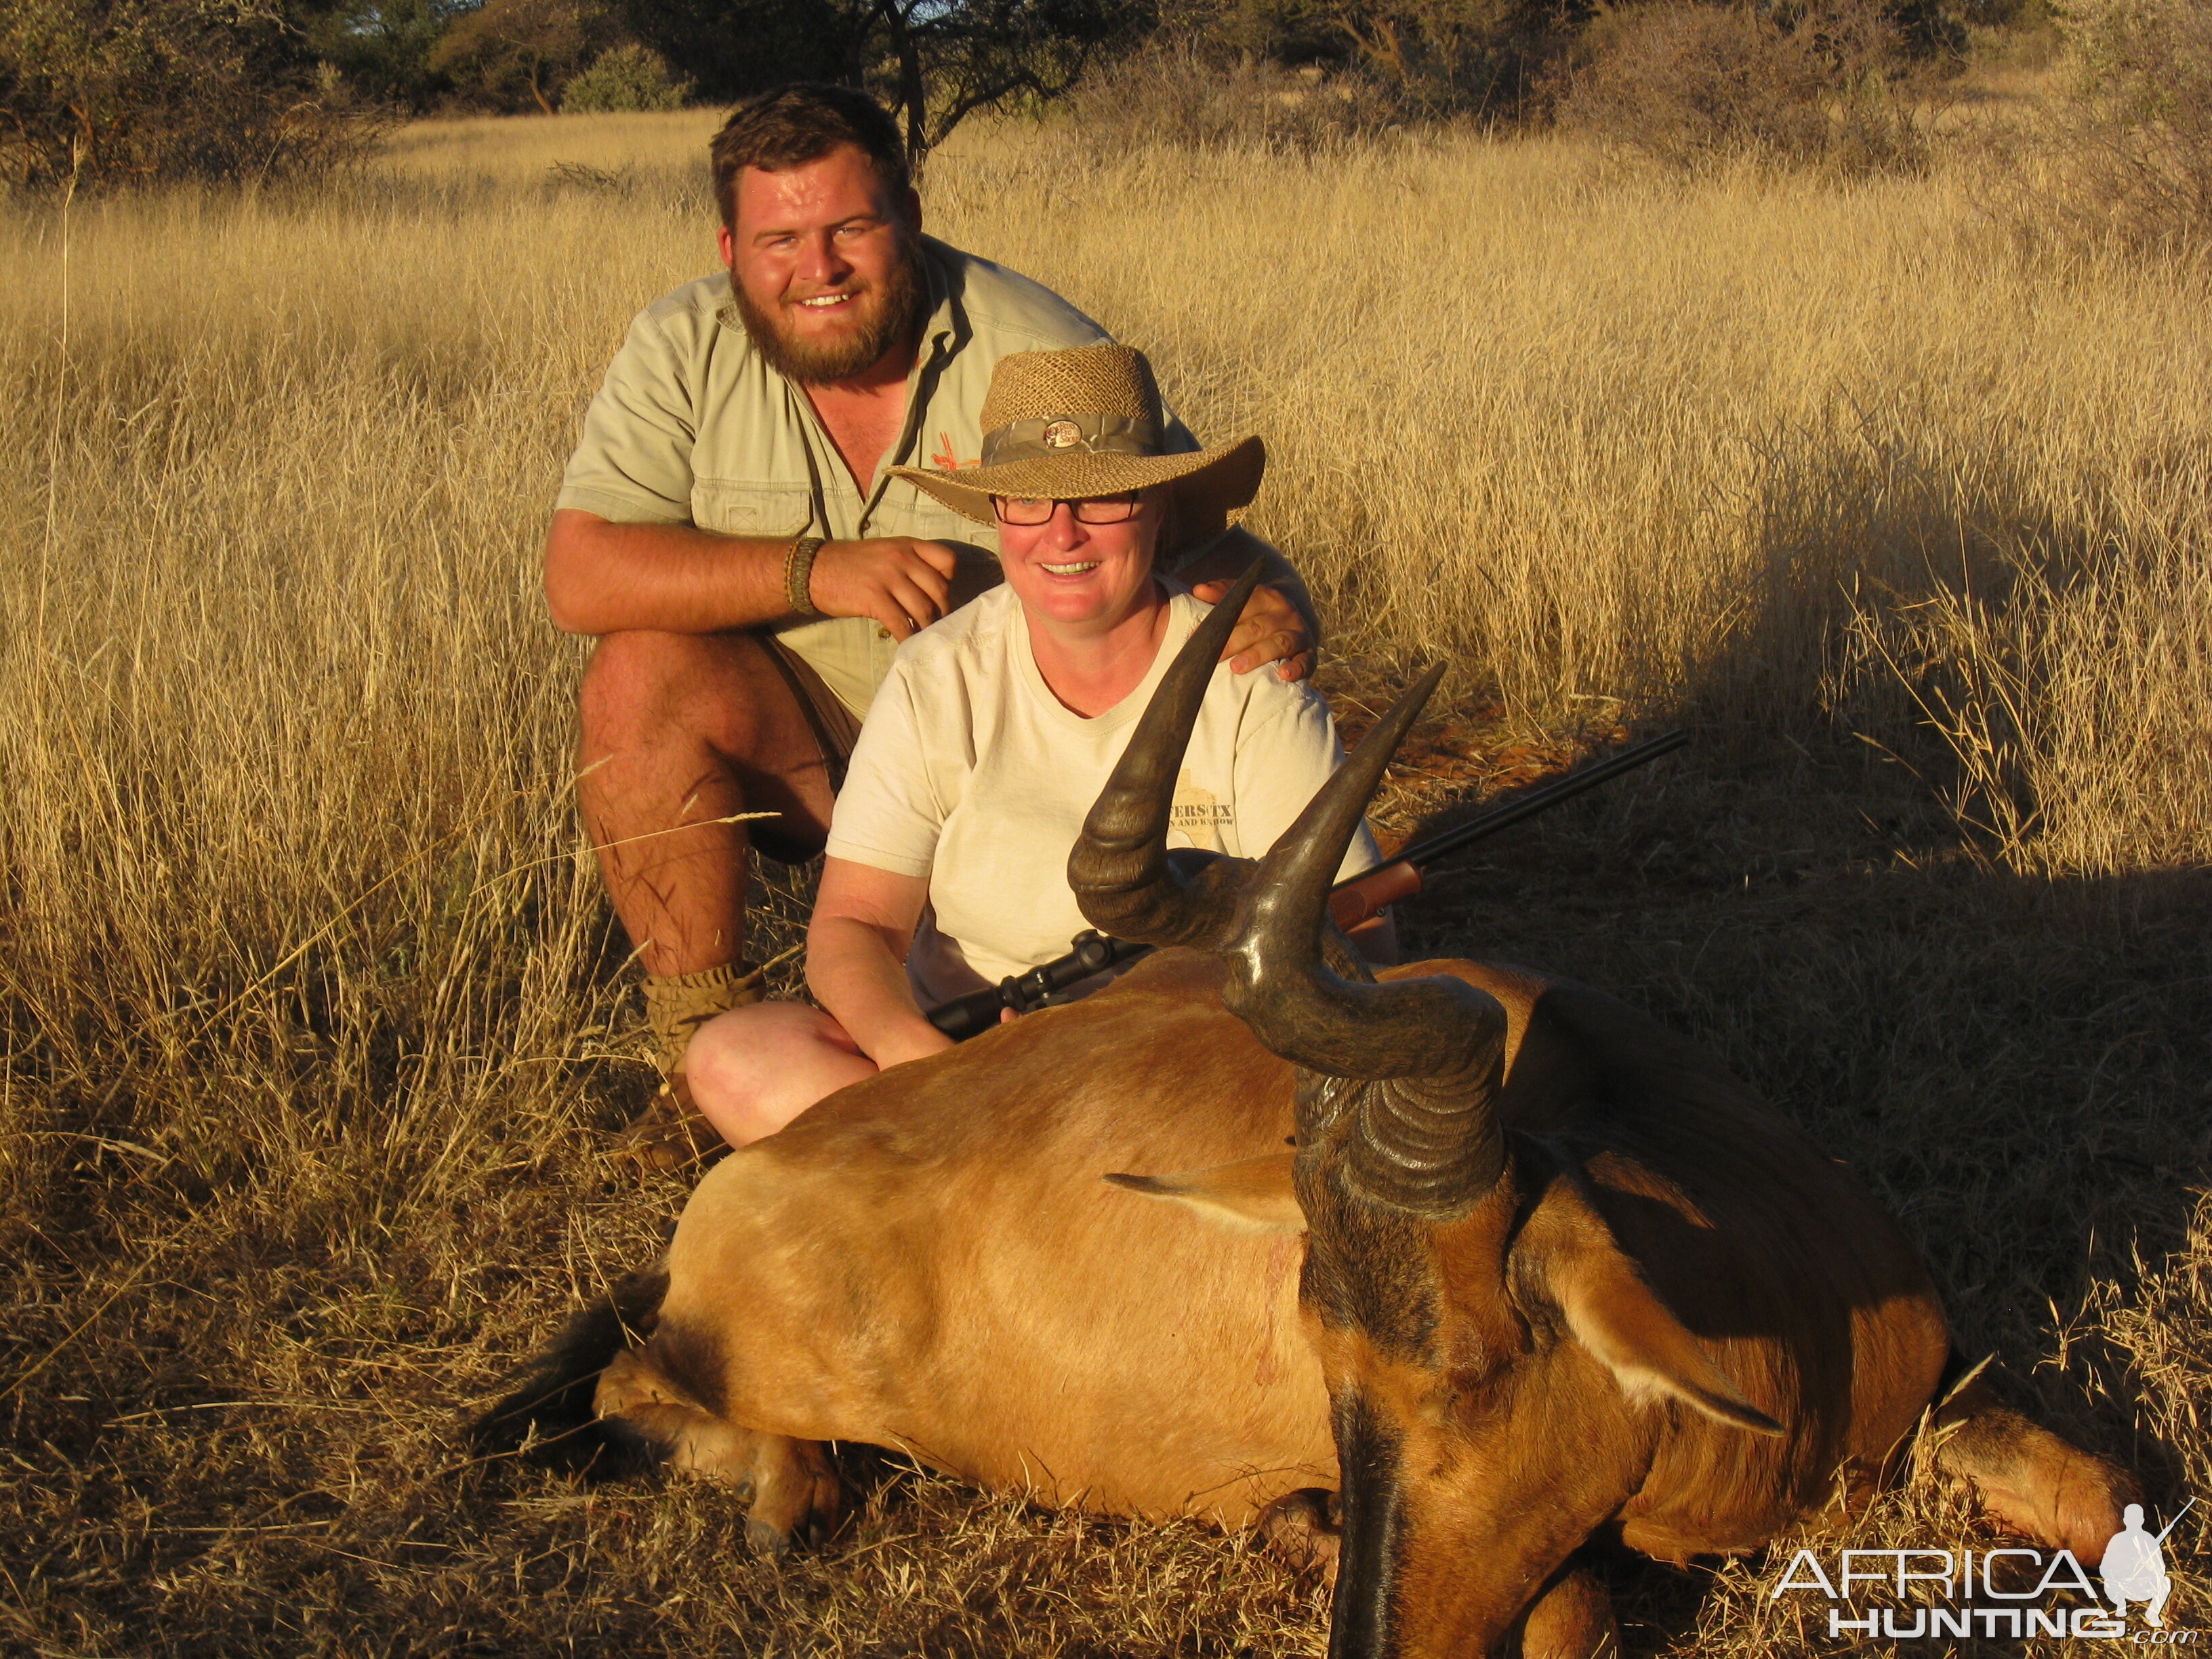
left=478, top=586, right=2133, bottom=1658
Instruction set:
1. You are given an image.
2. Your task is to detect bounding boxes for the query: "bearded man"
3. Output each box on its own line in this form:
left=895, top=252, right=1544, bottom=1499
left=546, top=83, right=1319, bottom=1169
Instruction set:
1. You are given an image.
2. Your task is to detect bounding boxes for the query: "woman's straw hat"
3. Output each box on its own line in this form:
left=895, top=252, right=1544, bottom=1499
left=888, top=344, right=1265, bottom=527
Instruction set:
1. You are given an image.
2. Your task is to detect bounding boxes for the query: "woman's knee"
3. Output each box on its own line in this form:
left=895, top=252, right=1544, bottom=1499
left=684, top=1002, right=865, bottom=1145
left=687, top=1002, right=823, bottom=1096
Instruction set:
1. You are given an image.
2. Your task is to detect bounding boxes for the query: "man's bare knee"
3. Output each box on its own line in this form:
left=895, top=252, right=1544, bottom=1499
left=579, top=631, right=778, bottom=758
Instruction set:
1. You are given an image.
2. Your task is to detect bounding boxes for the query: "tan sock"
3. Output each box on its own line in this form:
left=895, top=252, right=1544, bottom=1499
left=642, top=960, right=766, bottom=1079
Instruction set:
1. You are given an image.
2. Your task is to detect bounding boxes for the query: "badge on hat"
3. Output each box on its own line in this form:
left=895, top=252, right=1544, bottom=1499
left=1041, top=419, right=1080, bottom=449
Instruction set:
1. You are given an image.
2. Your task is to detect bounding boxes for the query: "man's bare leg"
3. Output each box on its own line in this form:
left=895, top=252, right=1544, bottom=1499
left=576, top=629, right=836, bottom=1165
left=578, top=628, right=834, bottom=972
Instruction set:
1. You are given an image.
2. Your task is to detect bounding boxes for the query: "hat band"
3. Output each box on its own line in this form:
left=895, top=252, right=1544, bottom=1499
left=981, top=413, right=1162, bottom=466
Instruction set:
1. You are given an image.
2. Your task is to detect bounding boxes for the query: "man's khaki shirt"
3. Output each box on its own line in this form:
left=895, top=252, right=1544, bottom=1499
left=557, top=236, right=1197, bottom=719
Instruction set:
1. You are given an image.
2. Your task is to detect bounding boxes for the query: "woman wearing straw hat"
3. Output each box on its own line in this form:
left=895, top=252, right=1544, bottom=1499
left=682, top=344, right=1391, bottom=1147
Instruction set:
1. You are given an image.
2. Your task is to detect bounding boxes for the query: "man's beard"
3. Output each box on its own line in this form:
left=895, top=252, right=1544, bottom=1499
left=732, top=233, right=927, bottom=386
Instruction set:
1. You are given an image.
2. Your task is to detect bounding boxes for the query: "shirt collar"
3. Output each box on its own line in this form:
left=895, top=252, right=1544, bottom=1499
left=916, top=234, right=966, bottom=363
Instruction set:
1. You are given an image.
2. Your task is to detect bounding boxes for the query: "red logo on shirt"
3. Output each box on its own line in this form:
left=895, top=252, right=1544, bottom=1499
left=930, top=430, right=977, bottom=470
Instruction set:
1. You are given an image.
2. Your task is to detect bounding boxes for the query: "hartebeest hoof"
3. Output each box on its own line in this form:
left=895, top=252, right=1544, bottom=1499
left=737, top=1436, right=844, bottom=1554
left=1515, top=1563, right=1620, bottom=1659
left=1256, top=1487, right=1341, bottom=1584
left=593, top=1351, right=846, bottom=1551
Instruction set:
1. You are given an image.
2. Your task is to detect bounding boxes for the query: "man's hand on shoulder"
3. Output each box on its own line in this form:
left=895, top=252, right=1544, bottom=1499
left=807, top=538, right=960, bottom=641
left=1187, top=575, right=1314, bottom=682
left=1181, top=526, right=1319, bottom=683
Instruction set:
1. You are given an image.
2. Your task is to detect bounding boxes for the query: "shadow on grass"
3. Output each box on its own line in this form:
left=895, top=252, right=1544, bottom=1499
left=1410, top=745, right=2209, bottom=1431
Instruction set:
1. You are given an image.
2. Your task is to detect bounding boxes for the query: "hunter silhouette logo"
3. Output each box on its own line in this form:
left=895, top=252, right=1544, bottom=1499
left=1769, top=1499, right=2196, bottom=1642
left=2104, top=1500, right=2192, bottom=1627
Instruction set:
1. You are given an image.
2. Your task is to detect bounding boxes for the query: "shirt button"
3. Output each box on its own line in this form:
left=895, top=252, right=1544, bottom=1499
left=876, top=626, right=892, bottom=640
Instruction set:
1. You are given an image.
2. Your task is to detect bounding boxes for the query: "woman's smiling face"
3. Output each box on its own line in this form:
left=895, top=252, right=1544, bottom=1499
left=994, top=489, right=1167, bottom=634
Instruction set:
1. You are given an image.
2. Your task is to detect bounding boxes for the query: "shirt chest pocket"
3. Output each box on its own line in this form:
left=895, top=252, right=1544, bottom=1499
left=873, top=479, right=987, bottom=548
left=692, top=479, right=815, bottom=538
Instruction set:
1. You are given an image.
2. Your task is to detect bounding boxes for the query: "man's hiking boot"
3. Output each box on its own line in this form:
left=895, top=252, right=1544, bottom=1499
left=607, top=960, right=764, bottom=1176
left=607, top=1072, right=728, bottom=1174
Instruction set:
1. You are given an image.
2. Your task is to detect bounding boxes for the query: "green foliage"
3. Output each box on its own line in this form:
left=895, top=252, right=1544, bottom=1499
left=1327, top=0, right=1584, bottom=113
left=0, top=0, right=382, bottom=188
left=1153, top=0, right=1346, bottom=65
left=296, top=0, right=467, bottom=108
left=1151, top=0, right=1582, bottom=111
left=2061, top=0, right=2211, bottom=124
left=1058, top=38, right=1404, bottom=148
left=609, top=0, right=853, bottom=98
left=558, top=39, right=687, bottom=108
left=2037, top=0, right=2212, bottom=251
left=428, top=0, right=617, bottom=111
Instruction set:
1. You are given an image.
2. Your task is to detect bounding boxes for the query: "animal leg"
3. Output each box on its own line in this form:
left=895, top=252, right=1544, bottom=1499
left=1930, top=1374, right=2138, bottom=1561
left=595, top=1349, right=845, bottom=1552
left=1513, top=1560, right=1620, bottom=1659
left=1256, top=1487, right=1340, bottom=1584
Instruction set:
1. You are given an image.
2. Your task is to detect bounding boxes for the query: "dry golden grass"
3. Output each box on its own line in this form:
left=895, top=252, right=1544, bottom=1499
left=1, top=108, right=2207, bottom=1654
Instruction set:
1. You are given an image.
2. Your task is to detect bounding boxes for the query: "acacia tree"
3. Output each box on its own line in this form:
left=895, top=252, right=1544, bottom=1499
left=428, top=0, right=615, bottom=111
left=615, top=0, right=1149, bottom=163
left=869, top=0, right=1147, bottom=160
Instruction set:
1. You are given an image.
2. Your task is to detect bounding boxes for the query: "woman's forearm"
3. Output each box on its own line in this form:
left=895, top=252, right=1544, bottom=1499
left=806, top=914, right=951, bottom=1068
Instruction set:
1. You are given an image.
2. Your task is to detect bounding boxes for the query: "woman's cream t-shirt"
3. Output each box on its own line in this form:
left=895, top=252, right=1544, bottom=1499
left=824, top=582, right=1382, bottom=1005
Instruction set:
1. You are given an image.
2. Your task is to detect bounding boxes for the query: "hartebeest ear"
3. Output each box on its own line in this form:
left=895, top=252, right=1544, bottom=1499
left=1516, top=1181, right=1785, bottom=1437
left=1103, top=1153, right=1305, bottom=1232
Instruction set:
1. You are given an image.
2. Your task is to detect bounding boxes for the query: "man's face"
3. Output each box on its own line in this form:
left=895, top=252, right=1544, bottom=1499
left=720, top=144, right=926, bottom=386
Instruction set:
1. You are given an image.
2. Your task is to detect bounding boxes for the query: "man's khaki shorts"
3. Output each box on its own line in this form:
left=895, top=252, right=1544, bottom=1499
left=759, top=634, right=862, bottom=787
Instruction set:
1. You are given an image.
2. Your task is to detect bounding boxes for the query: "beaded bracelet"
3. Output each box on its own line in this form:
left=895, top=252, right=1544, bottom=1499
left=783, top=535, right=825, bottom=617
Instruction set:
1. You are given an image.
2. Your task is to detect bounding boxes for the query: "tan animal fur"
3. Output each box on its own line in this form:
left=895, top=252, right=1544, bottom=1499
left=595, top=949, right=1332, bottom=1532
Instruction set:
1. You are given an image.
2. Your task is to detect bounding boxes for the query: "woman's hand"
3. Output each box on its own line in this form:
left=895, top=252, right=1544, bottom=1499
left=1187, top=576, right=1313, bottom=680
left=806, top=858, right=949, bottom=1066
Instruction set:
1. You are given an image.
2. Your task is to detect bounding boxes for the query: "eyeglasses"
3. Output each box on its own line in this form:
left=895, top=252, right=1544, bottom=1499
left=991, top=492, right=1142, bottom=527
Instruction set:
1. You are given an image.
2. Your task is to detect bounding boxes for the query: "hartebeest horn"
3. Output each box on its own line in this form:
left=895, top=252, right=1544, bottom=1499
left=1068, top=560, right=1268, bottom=950
left=1223, top=663, right=1510, bottom=1215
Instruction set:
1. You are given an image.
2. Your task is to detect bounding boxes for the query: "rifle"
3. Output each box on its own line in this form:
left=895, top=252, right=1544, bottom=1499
left=926, top=727, right=1689, bottom=1043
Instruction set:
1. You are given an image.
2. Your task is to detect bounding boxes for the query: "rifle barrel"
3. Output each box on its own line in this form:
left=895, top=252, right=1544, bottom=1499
left=1382, top=729, right=1687, bottom=876
left=2155, top=1496, right=2197, bottom=1544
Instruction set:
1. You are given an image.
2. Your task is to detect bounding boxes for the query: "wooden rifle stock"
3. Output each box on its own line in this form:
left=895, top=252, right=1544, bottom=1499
left=1326, top=858, right=1425, bottom=929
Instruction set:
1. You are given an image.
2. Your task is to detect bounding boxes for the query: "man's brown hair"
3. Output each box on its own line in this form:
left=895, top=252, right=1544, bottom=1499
left=710, top=83, right=912, bottom=230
